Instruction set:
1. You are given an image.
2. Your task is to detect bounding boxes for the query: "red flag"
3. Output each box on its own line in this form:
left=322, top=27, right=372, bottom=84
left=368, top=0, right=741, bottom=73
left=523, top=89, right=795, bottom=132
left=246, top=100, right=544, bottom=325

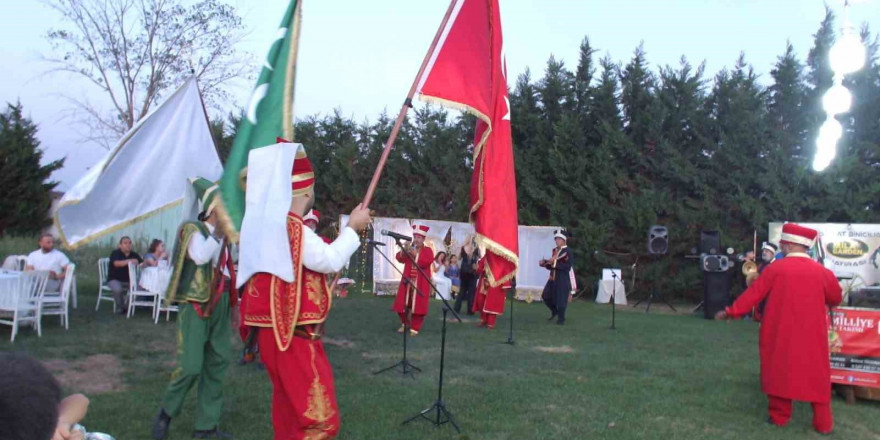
left=417, top=0, right=518, bottom=286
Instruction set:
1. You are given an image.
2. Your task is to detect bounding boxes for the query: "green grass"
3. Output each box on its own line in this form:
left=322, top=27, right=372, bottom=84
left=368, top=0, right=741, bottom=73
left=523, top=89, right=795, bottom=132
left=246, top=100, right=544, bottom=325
left=5, top=271, right=880, bottom=440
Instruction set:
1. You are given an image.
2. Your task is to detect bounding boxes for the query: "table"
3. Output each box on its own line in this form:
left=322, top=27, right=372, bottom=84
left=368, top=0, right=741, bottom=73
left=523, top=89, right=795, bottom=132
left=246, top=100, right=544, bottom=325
left=0, top=271, right=22, bottom=309
left=595, top=279, right=627, bottom=305
left=139, top=267, right=172, bottom=294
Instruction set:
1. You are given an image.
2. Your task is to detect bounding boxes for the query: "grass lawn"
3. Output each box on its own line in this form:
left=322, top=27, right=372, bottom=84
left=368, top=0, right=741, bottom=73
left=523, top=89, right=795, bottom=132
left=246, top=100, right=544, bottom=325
left=6, top=276, right=880, bottom=440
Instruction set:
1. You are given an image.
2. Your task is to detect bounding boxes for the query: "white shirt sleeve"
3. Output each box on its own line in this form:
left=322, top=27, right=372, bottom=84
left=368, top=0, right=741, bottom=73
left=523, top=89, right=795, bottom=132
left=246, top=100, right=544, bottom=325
left=188, top=233, right=221, bottom=265
left=58, top=251, right=70, bottom=268
left=301, top=226, right=361, bottom=274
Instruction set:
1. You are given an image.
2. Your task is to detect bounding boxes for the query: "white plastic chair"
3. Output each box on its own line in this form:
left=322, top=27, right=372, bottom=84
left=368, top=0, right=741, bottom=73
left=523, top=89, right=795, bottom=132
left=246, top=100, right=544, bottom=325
left=15, top=256, right=27, bottom=271
left=0, top=271, right=49, bottom=341
left=95, top=258, right=115, bottom=311
left=154, top=285, right=179, bottom=324
left=127, top=262, right=159, bottom=319
left=40, top=264, right=75, bottom=330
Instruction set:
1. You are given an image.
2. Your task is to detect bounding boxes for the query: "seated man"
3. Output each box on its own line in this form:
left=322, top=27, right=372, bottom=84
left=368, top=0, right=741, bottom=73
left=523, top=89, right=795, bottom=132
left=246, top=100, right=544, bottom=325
left=26, top=234, right=70, bottom=293
left=108, top=236, right=143, bottom=315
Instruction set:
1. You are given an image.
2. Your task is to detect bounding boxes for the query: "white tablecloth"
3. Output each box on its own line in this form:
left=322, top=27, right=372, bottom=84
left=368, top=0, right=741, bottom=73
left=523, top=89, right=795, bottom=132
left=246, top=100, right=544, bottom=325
left=140, top=267, right=172, bottom=293
left=0, top=271, right=22, bottom=308
left=595, top=280, right=627, bottom=305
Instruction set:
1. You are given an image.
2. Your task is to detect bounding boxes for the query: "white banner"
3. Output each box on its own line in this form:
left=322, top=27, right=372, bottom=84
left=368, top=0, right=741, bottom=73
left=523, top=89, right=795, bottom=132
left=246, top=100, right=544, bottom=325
left=769, top=222, right=880, bottom=287
left=55, top=77, right=223, bottom=249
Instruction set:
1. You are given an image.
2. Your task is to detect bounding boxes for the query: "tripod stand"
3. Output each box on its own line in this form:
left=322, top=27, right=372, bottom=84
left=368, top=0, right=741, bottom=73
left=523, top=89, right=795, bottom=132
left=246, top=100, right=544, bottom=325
left=371, top=242, right=422, bottom=377
left=403, top=306, right=460, bottom=433
left=388, top=237, right=462, bottom=433
left=631, top=256, right=677, bottom=313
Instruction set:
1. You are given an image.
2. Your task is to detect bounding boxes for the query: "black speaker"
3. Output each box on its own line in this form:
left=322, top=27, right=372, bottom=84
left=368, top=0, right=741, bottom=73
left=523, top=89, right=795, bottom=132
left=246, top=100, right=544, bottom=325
left=701, top=255, right=732, bottom=272
left=647, top=225, right=668, bottom=254
left=700, top=230, right=720, bottom=255
left=703, top=271, right=732, bottom=319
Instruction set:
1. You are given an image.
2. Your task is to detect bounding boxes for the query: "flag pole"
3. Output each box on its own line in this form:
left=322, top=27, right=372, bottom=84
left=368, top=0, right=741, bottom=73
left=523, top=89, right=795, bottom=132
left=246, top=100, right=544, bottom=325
left=361, top=0, right=458, bottom=208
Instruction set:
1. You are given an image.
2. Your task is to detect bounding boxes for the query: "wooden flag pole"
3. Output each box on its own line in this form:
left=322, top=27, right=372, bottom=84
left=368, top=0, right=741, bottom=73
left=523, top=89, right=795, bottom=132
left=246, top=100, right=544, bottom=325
left=360, top=0, right=459, bottom=208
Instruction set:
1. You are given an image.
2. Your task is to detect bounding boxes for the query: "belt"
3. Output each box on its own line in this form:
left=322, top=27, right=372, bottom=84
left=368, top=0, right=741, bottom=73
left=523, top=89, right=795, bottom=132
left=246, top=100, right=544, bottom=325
left=293, top=324, right=324, bottom=341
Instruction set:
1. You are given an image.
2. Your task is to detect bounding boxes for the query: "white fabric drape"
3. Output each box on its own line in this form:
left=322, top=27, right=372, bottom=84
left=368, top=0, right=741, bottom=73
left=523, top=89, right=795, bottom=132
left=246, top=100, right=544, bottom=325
left=354, top=217, right=560, bottom=294
left=55, top=77, right=222, bottom=249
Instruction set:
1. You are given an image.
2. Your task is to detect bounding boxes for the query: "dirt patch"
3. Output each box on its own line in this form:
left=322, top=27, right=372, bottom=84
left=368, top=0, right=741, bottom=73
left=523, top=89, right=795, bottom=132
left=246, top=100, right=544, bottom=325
left=324, top=337, right=355, bottom=349
left=43, top=354, right=126, bottom=394
left=148, top=339, right=176, bottom=354
left=534, top=345, right=575, bottom=354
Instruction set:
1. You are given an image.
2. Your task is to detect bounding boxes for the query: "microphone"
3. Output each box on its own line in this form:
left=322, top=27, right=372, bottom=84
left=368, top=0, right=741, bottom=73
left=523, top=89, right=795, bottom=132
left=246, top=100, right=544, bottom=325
left=366, top=240, right=385, bottom=247
left=381, top=230, right=412, bottom=242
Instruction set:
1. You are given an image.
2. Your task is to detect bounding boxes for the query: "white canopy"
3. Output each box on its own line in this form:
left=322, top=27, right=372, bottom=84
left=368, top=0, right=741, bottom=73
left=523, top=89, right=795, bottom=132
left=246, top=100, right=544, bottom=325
left=55, top=77, right=223, bottom=248
left=340, top=215, right=562, bottom=297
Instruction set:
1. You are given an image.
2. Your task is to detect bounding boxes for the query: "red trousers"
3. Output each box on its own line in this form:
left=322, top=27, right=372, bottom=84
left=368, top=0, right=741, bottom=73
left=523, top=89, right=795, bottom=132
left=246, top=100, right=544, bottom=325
left=480, top=313, right=497, bottom=328
left=258, top=328, right=340, bottom=440
left=768, top=394, right=833, bottom=433
left=397, top=312, right=425, bottom=331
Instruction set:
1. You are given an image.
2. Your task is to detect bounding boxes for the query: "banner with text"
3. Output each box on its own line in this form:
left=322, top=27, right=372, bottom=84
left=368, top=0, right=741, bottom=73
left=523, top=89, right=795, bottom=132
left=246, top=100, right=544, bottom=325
left=829, top=307, right=880, bottom=388
left=769, top=222, right=880, bottom=286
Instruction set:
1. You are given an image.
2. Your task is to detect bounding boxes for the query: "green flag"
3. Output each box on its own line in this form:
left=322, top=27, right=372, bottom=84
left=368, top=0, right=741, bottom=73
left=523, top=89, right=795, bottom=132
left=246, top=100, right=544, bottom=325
left=217, top=0, right=302, bottom=242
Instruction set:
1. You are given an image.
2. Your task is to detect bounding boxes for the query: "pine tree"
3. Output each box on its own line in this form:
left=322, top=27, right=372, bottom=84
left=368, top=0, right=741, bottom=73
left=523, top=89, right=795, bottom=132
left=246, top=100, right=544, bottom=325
left=0, top=102, right=64, bottom=235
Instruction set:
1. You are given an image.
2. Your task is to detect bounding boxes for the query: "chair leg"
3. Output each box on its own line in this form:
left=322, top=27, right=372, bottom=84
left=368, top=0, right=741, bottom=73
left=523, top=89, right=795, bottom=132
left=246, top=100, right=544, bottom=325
left=95, top=291, right=102, bottom=311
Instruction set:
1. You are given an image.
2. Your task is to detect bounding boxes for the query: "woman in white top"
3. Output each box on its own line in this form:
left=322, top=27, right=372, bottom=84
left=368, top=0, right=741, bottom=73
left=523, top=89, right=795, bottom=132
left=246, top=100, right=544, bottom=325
left=431, top=251, right=452, bottom=300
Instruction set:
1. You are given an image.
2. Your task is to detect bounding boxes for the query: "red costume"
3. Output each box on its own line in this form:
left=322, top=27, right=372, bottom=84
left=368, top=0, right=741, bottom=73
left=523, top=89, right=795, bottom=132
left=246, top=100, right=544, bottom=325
left=725, top=224, right=841, bottom=434
left=392, top=224, right=434, bottom=333
left=237, top=143, right=362, bottom=440
left=472, top=257, right=506, bottom=328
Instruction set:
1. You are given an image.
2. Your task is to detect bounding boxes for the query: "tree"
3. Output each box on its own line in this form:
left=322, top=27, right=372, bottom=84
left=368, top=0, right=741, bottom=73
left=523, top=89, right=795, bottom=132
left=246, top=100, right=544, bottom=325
left=210, top=109, right=242, bottom=165
left=44, top=0, right=251, bottom=147
left=0, top=103, right=65, bottom=236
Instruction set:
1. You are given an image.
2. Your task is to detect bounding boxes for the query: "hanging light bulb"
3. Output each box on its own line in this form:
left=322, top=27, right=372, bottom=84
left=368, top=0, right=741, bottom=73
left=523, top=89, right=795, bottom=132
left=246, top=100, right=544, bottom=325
left=822, top=83, right=852, bottom=115
left=829, top=30, right=866, bottom=75
left=817, top=118, right=843, bottom=144
left=813, top=156, right=831, bottom=172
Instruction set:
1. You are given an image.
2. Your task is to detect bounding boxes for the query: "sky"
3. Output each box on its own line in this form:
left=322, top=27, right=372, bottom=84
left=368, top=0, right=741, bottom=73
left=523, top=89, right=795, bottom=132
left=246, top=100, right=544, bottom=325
left=1, top=0, right=878, bottom=191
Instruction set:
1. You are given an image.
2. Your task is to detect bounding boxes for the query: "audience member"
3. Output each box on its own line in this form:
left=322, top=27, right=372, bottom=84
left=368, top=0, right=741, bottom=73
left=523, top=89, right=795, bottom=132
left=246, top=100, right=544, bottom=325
left=26, top=234, right=70, bottom=292
left=0, top=352, right=90, bottom=440
left=454, top=241, right=480, bottom=315
left=143, top=239, right=169, bottom=267
left=108, top=236, right=143, bottom=315
left=445, top=254, right=461, bottom=295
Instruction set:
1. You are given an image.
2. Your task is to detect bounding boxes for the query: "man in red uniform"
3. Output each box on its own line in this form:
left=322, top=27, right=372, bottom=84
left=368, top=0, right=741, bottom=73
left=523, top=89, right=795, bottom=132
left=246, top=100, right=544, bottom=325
left=237, top=141, right=371, bottom=440
left=716, top=223, right=841, bottom=434
left=472, top=256, right=506, bottom=329
left=392, top=223, right=434, bottom=336
left=304, top=209, right=333, bottom=244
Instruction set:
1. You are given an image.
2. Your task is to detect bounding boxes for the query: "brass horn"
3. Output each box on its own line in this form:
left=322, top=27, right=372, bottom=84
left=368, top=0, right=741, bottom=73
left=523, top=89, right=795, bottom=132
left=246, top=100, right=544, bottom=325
left=742, top=260, right=758, bottom=276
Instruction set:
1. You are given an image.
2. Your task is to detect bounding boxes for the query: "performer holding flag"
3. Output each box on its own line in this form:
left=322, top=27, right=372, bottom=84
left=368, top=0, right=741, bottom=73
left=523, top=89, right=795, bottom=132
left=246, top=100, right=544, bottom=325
left=152, top=178, right=236, bottom=440
left=472, top=256, right=506, bottom=329
left=237, top=141, right=371, bottom=440
left=716, top=223, right=841, bottom=434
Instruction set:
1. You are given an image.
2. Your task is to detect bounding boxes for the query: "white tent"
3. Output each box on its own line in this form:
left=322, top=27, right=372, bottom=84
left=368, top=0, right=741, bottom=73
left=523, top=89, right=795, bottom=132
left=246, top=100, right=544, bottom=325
left=55, top=77, right=223, bottom=249
left=341, top=215, right=561, bottom=301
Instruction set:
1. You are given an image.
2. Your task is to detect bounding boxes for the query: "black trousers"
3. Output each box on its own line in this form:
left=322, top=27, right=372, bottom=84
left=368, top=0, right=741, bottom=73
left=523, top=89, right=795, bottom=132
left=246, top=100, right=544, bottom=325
left=454, top=275, right=476, bottom=314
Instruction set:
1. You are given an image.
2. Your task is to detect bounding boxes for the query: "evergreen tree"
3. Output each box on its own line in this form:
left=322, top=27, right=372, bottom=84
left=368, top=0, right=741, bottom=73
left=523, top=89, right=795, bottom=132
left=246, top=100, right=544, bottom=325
left=0, top=102, right=64, bottom=235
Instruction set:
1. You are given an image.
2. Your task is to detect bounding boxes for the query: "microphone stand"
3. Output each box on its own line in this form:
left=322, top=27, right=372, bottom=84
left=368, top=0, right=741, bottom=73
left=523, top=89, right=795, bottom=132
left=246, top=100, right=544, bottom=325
left=503, top=282, right=516, bottom=345
left=395, top=235, right=462, bottom=433
left=371, top=242, right=422, bottom=378
left=610, top=272, right=618, bottom=330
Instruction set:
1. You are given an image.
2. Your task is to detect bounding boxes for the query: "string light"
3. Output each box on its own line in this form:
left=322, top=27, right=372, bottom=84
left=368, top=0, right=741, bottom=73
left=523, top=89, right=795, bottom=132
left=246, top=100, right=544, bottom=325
left=814, top=1, right=865, bottom=172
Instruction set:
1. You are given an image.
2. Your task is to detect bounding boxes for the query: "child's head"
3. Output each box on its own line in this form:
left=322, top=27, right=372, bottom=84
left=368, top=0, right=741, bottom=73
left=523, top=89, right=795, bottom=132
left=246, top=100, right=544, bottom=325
left=0, top=352, right=62, bottom=440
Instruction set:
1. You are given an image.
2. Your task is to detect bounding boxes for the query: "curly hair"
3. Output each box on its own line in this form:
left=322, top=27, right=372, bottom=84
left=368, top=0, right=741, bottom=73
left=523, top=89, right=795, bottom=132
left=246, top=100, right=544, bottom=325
left=0, top=352, right=61, bottom=440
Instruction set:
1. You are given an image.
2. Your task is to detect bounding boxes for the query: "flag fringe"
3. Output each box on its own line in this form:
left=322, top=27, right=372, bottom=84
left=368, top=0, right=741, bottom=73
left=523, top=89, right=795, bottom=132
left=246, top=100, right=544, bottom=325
left=476, top=233, right=519, bottom=287
left=418, top=93, right=517, bottom=286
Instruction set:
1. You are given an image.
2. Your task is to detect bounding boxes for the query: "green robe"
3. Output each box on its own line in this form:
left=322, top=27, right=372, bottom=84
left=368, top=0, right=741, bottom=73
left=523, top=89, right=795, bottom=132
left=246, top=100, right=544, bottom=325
left=165, top=221, right=215, bottom=304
